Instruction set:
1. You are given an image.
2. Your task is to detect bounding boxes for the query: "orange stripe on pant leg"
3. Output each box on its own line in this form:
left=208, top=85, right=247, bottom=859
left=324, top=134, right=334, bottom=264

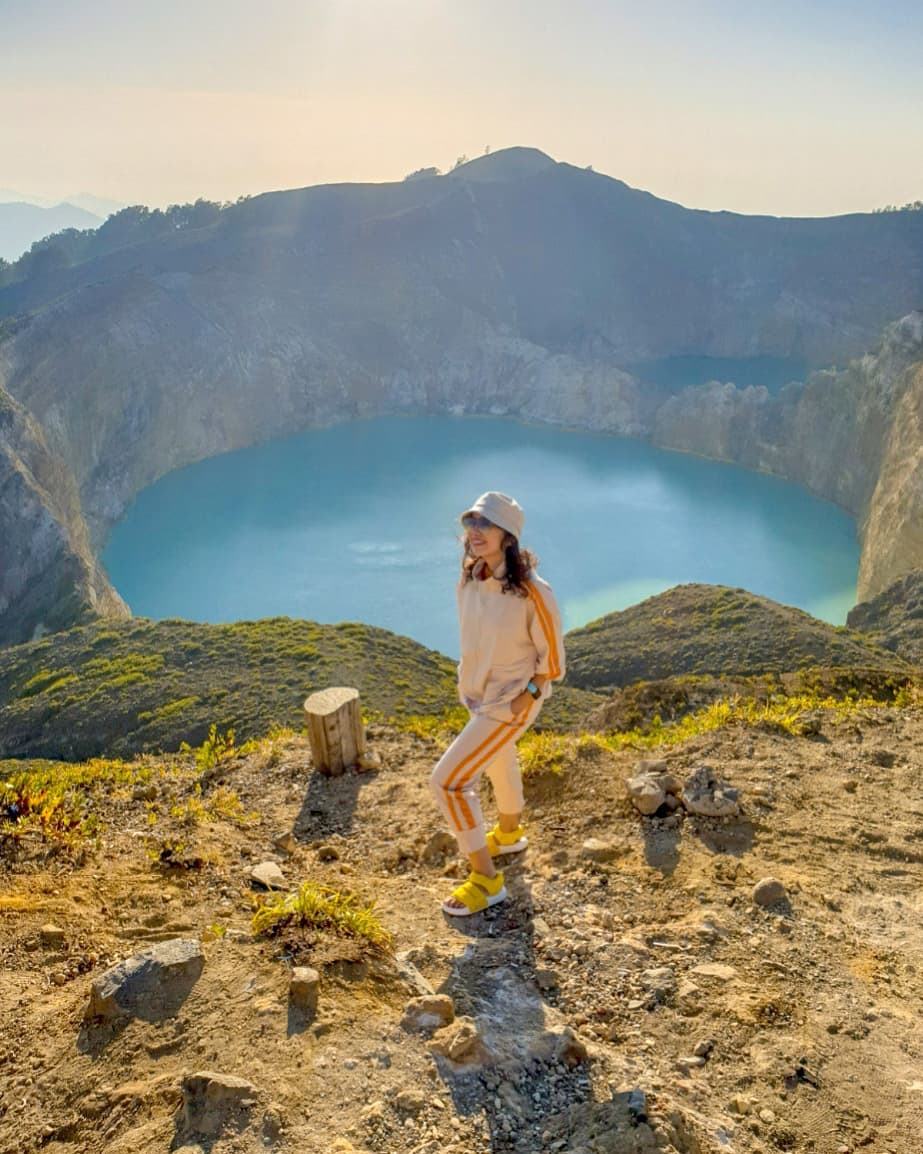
left=443, top=720, right=509, bottom=793
left=440, top=720, right=507, bottom=830
left=441, top=719, right=510, bottom=830
left=452, top=714, right=531, bottom=829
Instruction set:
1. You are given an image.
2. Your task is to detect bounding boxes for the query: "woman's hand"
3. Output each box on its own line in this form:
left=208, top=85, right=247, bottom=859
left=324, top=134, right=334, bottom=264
left=510, top=691, right=533, bottom=716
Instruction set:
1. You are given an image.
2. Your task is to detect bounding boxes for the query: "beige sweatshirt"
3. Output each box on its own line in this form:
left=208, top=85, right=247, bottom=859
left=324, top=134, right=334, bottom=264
left=456, top=558, right=566, bottom=715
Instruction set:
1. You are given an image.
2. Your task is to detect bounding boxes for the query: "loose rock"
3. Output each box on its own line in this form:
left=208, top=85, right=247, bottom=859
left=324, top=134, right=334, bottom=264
left=401, top=994, right=455, bottom=1035
left=428, top=1016, right=493, bottom=1068
left=272, top=831, right=297, bottom=855
left=180, top=1071, right=260, bottom=1137
left=250, top=861, right=287, bottom=890
left=535, top=968, right=559, bottom=991
left=625, top=775, right=666, bottom=815
left=394, top=1088, right=426, bottom=1115
left=691, top=962, right=738, bottom=981
left=580, top=837, right=624, bottom=862
left=640, top=966, right=677, bottom=999
left=681, top=765, right=740, bottom=817
left=290, top=967, right=320, bottom=1010
left=394, top=952, right=435, bottom=997
left=39, top=924, right=66, bottom=947
left=752, top=877, right=788, bottom=908
left=87, top=938, right=205, bottom=1021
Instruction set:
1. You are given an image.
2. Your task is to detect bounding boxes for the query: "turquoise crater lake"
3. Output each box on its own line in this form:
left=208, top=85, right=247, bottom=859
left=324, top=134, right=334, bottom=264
left=103, top=416, right=859, bottom=657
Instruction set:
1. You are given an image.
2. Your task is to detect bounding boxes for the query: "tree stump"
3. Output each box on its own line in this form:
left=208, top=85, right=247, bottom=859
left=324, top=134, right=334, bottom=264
left=303, top=687, right=367, bottom=777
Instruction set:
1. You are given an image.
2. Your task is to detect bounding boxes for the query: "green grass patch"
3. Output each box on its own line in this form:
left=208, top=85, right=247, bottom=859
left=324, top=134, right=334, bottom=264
left=252, top=881, right=392, bottom=953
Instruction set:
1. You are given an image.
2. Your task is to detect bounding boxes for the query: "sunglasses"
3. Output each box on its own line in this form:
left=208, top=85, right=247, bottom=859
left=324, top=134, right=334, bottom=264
left=462, top=514, right=496, bottom=531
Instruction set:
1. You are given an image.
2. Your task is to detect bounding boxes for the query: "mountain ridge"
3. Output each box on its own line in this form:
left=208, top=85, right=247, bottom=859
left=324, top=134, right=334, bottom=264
left=0, top=148, right=922, bottom=643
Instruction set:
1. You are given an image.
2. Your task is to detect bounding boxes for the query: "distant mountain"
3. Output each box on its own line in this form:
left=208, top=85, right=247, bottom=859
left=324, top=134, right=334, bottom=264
left=0, top=188, right=57, bottom=207
left=61, top=192, right=125, bottom=219
left=0, top=201, right=103, bottom=261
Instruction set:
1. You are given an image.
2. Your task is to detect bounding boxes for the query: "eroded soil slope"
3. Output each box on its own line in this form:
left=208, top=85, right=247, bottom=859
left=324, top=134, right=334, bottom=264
left=2, top=704, right=923, bottom=1154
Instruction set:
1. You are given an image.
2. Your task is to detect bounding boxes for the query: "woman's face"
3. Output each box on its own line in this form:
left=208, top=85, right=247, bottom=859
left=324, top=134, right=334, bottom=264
left=465, top=517, right=506, bottom=558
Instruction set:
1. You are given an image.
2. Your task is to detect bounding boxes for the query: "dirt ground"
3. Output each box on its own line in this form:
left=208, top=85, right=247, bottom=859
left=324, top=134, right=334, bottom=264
left=2, top=704, right=923, bottom=1154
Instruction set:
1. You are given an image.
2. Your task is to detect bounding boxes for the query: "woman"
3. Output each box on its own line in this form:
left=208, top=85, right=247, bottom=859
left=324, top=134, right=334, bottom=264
left=430, top=491, right=566, bottom=916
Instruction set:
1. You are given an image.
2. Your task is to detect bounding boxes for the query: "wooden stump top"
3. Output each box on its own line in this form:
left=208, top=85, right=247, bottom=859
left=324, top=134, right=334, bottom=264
left=303, top=687, right=360, bottom=717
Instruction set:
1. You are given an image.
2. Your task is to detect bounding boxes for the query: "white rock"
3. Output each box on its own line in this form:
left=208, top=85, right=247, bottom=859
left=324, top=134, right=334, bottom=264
left=290, top=967, right=320, bottom=1009
left=250, top=861, right=287, bottom=890
left=690, top=962, right=738, bottom=981
left=625, top=776, right=666, bottom=815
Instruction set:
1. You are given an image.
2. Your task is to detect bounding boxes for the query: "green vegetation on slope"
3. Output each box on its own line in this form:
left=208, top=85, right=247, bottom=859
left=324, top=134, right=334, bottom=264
left=0, top=616, right=602, bottom=761
left=565, top=584, right=913, bottom=691
left=0, top=616, right=455, bottom=761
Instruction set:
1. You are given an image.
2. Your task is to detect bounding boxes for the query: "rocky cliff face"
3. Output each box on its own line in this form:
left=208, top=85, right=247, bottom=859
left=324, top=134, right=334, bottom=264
left=0, top=270, right=654, bottom=550
left=652, top=312, right=923, bottom=601
left=0, top=384, right=127, bottom=645
left=847, top=569, right=923, bottom=667
left=0, top=150, right=921, bottom=641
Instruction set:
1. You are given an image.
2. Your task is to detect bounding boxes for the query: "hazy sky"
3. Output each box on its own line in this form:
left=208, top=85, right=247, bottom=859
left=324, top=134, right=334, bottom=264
left=2, top=0, right=922, bottom=216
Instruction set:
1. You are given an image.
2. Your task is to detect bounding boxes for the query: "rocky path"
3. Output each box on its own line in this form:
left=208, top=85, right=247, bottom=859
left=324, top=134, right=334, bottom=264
left=2, top=705, right=923, bottom=1153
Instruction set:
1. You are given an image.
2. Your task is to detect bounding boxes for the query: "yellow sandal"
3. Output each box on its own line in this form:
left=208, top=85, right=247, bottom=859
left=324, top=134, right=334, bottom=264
left=441, top=870, right=506, bottom=918
left=486, top=823, right=528, bottom=857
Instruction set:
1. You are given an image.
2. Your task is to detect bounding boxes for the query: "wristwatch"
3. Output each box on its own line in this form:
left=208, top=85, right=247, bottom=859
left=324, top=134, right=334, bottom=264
left=526, top=680, right=541, bottom=700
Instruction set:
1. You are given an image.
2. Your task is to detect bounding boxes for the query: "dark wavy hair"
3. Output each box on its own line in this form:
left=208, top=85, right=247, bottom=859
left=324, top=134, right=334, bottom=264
left=460, top=532, right=538, bottom=597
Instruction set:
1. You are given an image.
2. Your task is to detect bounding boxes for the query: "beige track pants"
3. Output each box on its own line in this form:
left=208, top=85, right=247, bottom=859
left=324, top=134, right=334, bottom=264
left=429, top=697, right=542, bottom=854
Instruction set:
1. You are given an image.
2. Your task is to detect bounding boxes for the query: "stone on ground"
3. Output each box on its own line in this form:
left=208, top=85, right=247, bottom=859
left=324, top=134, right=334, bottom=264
left=250, top=861, right=287, bottom=889
left=87, top=938, right=204, bottom=1021
left=179, top=1071, right=261, bottom=1138
left=681, top=765, right=740, bottom=817
left=290, top=967, right=321, bottom=1009
left=400, top=994, right=455, bottom=1035
left=752, top=876, right=788, bottom=907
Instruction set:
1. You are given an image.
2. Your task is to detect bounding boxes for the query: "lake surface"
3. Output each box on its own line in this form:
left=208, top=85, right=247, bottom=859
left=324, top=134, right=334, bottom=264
left=103, top=416, right=859, bottom=657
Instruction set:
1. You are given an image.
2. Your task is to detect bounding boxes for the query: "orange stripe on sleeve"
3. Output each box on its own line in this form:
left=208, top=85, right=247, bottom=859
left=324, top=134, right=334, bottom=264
left=528, top=583, right=561, bottom=680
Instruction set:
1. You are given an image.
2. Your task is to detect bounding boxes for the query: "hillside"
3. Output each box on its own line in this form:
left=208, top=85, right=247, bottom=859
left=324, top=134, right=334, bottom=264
left=2, top=686, right=922, bottom=1152
left=563, top=585, right=913, bottom=692
left=0, top=617, right=603, bottom=762
left=0, top=149, right=922, bottom=642
left=847, top=569, right=923, bottom=667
